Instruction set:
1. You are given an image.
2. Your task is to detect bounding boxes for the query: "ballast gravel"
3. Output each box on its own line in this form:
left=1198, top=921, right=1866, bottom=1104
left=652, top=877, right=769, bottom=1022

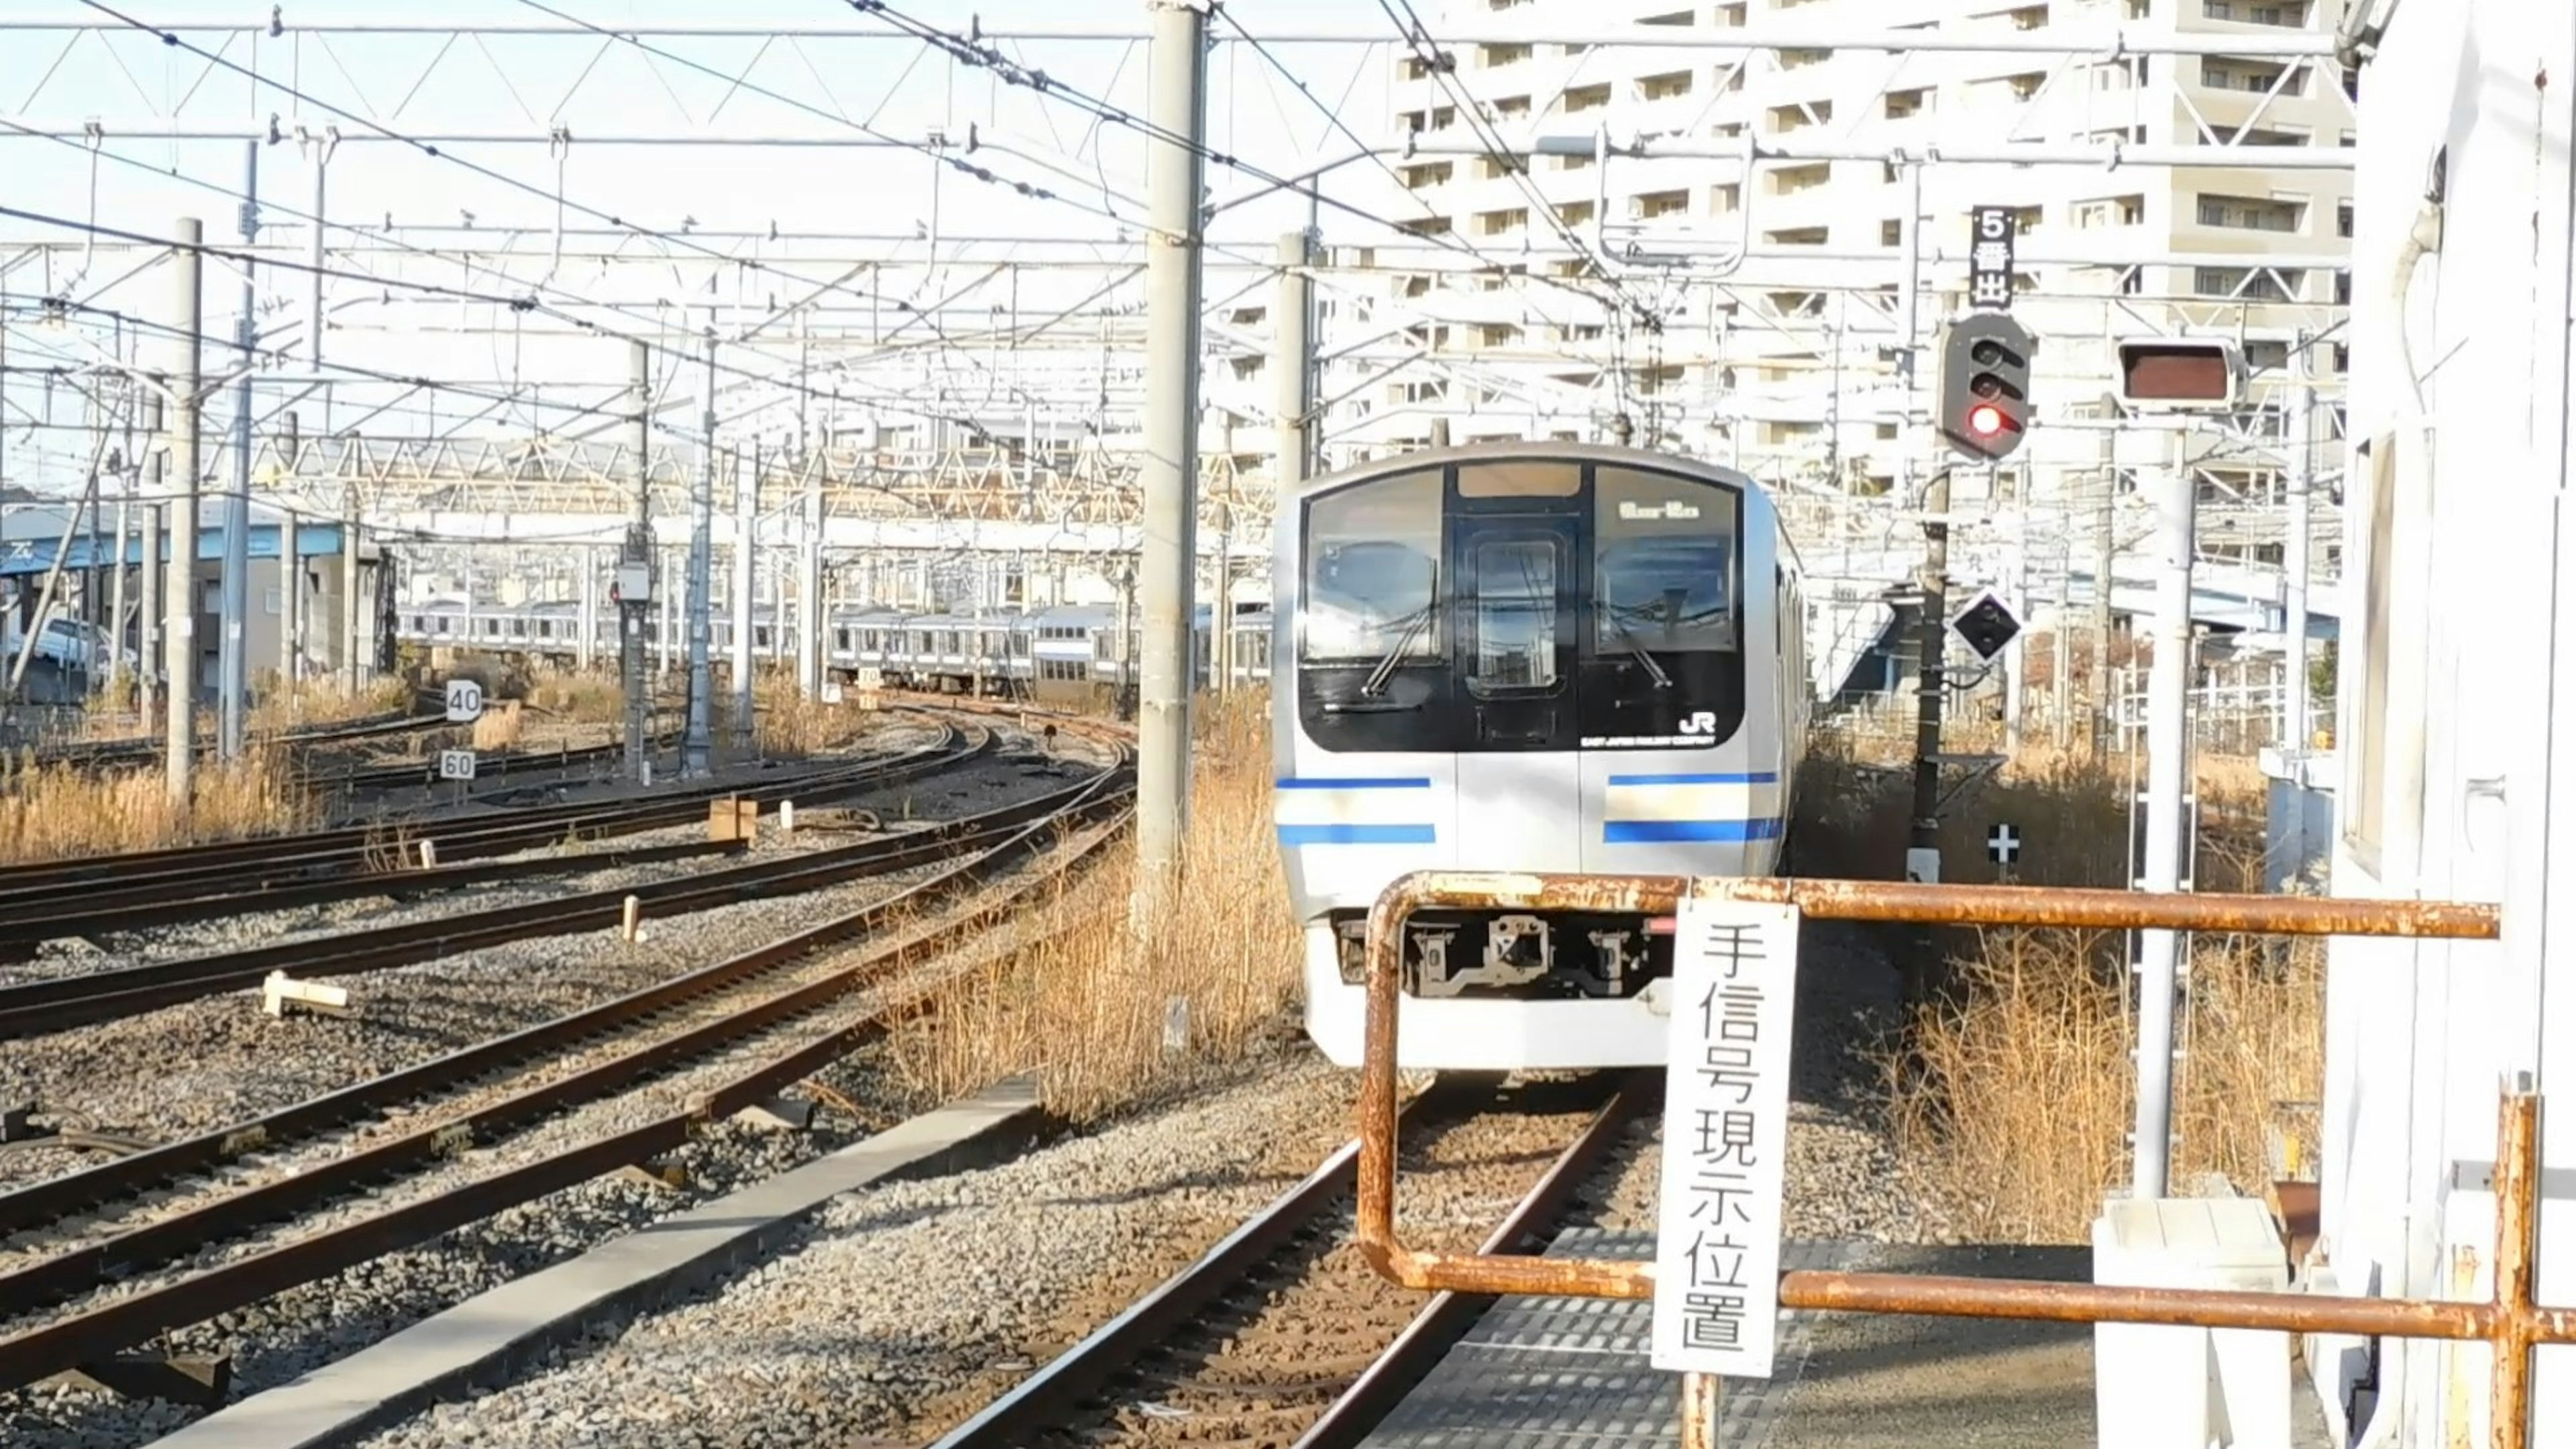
left=347, top=1049, right=1366, bottom=1449
left=0, top=749, right=1083, bottom=1190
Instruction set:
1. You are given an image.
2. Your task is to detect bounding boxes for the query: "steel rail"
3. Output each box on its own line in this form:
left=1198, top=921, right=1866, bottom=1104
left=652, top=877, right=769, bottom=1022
left=0, top=719, right=969, bottom=906
left=0, top=837, right=745, bottom=950
left=0, top=759, right=1132, bottom=1240
left=0, top=774, right=1134, bottom=1383
left=1289, top=1073, right=1658, bottom=1449
left=24, top=706, right=446, bottom=771
left=0, top=729, right=976, bottom=953
left=0, top=733, right=1055, bottom=1039
left=920, top=1073, right=1643, bottom=1449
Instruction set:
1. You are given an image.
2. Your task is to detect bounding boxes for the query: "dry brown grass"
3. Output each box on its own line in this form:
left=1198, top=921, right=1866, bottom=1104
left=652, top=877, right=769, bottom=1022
left=248, top=675, right=413, bottom=736
left=525, top=666, right=627, bottom=725
left=752, top=673, right=892, bottom=757
left=0, top=745, right=321, bottom=865
left=470, top=701, right=527, bottom=752
left=1886, top=928, right=2322, bottom=1242
left=884, top=690, right=1303, bottom=1122
left=1796, top=710, right=2316, bottom=1242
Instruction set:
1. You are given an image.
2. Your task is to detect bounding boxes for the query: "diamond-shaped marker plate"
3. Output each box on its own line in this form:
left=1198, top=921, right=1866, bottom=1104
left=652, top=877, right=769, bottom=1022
left=1951, top=590, right=2022, bottom=661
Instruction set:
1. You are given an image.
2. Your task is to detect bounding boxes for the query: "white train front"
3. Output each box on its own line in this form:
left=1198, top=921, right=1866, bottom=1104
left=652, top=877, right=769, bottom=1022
left=1272, top=441, right=1810, bottom=1071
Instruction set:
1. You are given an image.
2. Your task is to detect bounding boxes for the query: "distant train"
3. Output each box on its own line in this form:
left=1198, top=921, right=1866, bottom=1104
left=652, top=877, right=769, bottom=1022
left=1273, top=441, right=1811, bottom=1072
left=390, top=600, right=1273, bottom=704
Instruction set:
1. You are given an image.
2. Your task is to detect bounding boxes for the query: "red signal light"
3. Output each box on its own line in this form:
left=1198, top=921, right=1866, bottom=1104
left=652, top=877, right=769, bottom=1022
left=1968, top=402, right=2006, bottom=437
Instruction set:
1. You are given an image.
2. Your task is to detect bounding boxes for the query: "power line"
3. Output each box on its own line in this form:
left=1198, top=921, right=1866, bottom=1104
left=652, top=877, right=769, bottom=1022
left=72, top=0, right=1059, bottom=437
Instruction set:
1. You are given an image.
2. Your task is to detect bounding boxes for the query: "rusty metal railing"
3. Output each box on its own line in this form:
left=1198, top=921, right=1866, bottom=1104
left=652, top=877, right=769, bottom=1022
left=1352, top=870, right=2560, bottom=1449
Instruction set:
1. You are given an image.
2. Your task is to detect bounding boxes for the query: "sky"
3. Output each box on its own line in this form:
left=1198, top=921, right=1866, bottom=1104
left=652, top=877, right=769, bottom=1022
left=0, top=1, right=1444, bottom=493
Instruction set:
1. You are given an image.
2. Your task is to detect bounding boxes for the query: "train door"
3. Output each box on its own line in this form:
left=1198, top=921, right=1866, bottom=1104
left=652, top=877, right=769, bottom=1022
left=1448, top=508, right=1585, bottom=873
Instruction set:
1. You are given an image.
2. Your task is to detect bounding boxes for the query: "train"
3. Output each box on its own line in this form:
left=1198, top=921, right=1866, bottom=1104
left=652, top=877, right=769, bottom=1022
left=1272, top=440, right=1811, bottom=1072
left=390, top=600, right=1274, bottom=704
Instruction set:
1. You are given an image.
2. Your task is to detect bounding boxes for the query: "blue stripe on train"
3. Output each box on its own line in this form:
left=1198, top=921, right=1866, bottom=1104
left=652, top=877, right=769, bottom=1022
left=1602, top=818, right=1784, bottom=844
left=1274, top=777, right=1434, bottom=790
left=1277, top=823, right=1438, bottom=846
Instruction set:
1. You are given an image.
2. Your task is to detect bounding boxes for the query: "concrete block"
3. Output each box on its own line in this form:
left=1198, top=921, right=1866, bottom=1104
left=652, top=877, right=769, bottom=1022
left=2092, top=1196, right=2292, bottom=1449
left=262, top=971, right=352, bottom=1020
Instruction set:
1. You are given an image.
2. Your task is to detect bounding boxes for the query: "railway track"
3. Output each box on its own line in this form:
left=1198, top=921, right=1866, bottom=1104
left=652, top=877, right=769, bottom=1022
left=0, top=746, right=1136, bottom=1399
left=0, top=722, right=1063, bottom=1038
left=21, top=703, right=447, bottom=773
left=924, top=1071, right=1654, bottom=1449
left=0, top=714, right=974, bottom=957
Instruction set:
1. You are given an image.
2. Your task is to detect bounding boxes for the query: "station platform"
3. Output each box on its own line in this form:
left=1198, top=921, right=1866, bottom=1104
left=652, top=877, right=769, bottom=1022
left=1358, top=1228, right=2340, bottom=1448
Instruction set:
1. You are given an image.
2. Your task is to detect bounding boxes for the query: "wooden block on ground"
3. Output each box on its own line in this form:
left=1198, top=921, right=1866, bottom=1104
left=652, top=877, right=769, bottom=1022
left=707, top=796, right=758, bottom=844
left=730, top=1095, right=814, bottom=1132
left=262, top=971, right=352, bottom=1019
left=53, top=1353, right=233, bottom=1407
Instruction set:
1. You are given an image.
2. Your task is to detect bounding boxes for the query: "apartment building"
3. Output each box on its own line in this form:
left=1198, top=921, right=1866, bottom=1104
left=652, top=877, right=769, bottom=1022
left=1334, top=0, right=2352, bottom=531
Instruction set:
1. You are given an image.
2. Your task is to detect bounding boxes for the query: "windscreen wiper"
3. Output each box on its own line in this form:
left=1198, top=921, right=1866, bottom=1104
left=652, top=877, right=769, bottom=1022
left=1601, top=604, right=1673, bottom=689
left=1360, top=604, right=1431, bottom=698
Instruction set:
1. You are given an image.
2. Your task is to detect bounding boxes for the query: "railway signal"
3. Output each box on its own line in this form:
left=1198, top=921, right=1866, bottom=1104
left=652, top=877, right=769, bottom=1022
left=1936, top=314, right=2035, bottom=462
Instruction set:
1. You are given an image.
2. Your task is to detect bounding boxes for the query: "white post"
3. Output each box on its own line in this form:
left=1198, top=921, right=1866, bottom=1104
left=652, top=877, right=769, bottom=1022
left=683, top=331, right=716, bottom=777
left=1132, top=0, right=1210, bottom=927
left=733, top=443, right=757, bottom=740
left=218, top=140, right=257, bottom=759
left=2284, top=335, right=2314, bottom=753
left=164, top=219, right=205, bottom=809
left=2131, top=461, right=2196, bottom=1200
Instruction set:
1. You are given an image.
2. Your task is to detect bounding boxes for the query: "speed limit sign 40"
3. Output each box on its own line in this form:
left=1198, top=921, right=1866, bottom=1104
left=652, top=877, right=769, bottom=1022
left=444, top=679, right=486, bottom=723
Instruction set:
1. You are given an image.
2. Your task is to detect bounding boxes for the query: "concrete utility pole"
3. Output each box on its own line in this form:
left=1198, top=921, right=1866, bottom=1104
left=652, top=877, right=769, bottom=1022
left=306, top=132, right=334, bottom=437
left=623, top=340, right=652, bottom=782
left=683, top=332, right=716, bottom=778
left=1272, top=227, right=1316, bottom=686
left=107, top=425, right=131, bottom=704
left=165, top=217, right=205, bottom=809
left=2131, top=460, right=2198, bottom=1201
left=796, top=328, right=826, bottom=700
left=1132, top=0, right=1211, bottom=926
left=732, top=444, right=757, bottom=741
left=2091, top=472, right=2117, bottom=753
left=138, top=384, right=164, bottom=727
left=340, top=482, right=362, bottom=695
left=2284, top=333, right=2314, bottom=753
left=281, top=411, right=302, bottom=690
left=1904, top=468, right=1951, bottom=1008
left=219, top=140, right=259, bottom=759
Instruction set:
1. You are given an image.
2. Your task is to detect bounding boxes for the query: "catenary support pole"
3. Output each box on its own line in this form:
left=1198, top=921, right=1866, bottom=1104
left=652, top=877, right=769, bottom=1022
left=578, top=545, right=597, bottom=673
left=219, top=140, right=259, bottom=760
left=1132, top=0, right=1210, bottom=929
left=2132, top=460, right=2198, bottom=1200
left=2284, top=333, right=2314, bottom=753
left=340, top=482, right=362, bottom=696
left=2092, top=466, right=2117, bottom=753
left=1274, top=227, right=1314, bottom=566
left=623, top=339, right=651, bottom=782
left=307, top=134, right=333, bottom=437
left=796, top=327, right=824, bottom=700
left=138, top=385, right=163, bottom=728
left=684, top=330, right=716, bottom=778
left=1905, top=467, right=1951, bottom=1009
left=732, top=442, right=757, bottom=741
left=282, top=502, right=300, bottom=692
left=108, top=456, right=131, bottom=703
left=165, top=217, right=205, bottom=810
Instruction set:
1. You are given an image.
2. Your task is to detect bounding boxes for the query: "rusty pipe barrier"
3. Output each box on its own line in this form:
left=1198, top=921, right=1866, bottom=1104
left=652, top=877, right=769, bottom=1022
left=1353, top=871, right=2553, bottom=1448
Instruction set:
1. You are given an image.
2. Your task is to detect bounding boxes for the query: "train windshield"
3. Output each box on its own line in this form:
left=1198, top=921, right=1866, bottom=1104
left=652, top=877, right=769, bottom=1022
left=1593, top=466, right=1740, bottom=654
left=1301, top=468, right=1442, bottom=663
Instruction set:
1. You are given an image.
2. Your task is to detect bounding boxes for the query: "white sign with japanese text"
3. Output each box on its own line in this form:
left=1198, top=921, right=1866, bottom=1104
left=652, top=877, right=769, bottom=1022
left=1649, top=890, right=1802, bottom=1379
